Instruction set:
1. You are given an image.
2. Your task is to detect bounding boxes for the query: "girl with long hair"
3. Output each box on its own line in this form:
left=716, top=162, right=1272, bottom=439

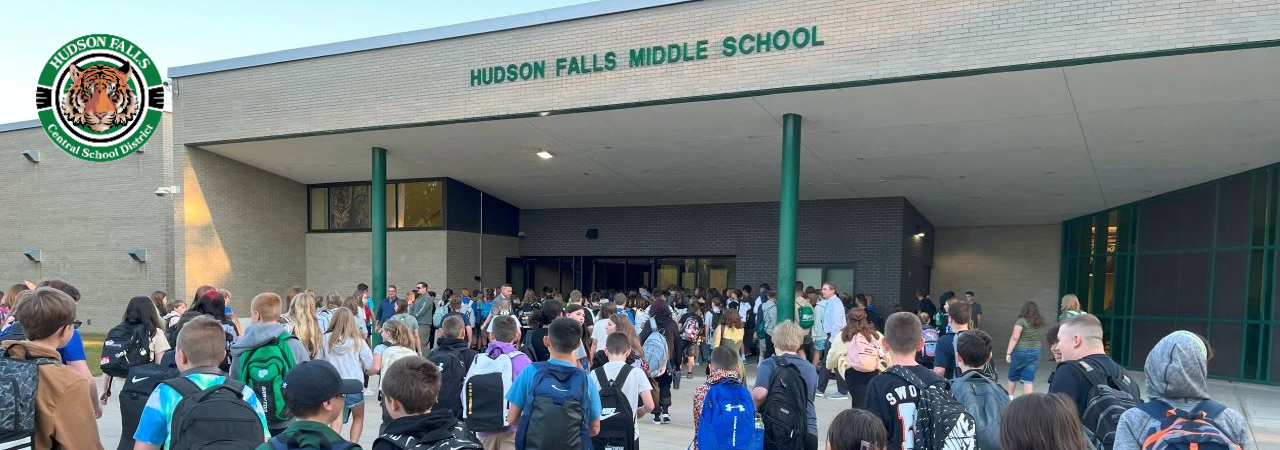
left=1059, top=293, right=1084, bottom=321
left=565, top=303, right=592, bottom=368
left=829, top=307, right=884, bottom=409
left=640, top=298, right=679, bottom=424
left=1000, top=393, right=1090, bottom=450
left=100, top=296, right=169, bottom=405
left=283, top=293, right=323, bottom=358
left=318, top=308, right=373, bottom=443
left=1005, top=301, right=1046, bottom=395
left=714, top=308, right=746, bottom=363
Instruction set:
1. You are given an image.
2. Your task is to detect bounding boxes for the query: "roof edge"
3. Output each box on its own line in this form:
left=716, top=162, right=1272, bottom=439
left=0, top=120, right=41, bottom=133
left=169, top=0, right=699, bottom=79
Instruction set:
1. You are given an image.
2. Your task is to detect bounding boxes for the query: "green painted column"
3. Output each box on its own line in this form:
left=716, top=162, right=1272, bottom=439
left=777, top=113, right=801, bottom=322
left=371, top=147, right=387, bottom=346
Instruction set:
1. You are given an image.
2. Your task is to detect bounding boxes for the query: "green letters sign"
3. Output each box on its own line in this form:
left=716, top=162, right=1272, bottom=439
left=470, top=25, right=825, bottom=87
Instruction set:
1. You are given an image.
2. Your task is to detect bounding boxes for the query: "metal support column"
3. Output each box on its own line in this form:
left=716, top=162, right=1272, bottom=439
left=371, top=147, right=387, bottom=333
left=777, top=113, right=801, bottom=322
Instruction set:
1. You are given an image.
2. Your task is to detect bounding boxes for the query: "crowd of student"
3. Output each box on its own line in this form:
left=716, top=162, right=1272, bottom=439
left=0, top=279, right=1259, bottom=450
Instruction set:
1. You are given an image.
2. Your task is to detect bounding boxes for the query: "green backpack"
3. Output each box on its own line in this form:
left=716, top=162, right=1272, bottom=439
left=797, top=305, right=815, bottom=329
left=237, top=333, right=298, bottom=426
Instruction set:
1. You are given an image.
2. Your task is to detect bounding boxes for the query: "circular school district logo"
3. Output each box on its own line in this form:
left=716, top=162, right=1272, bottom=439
left=35, top=34, right=163, bottom=161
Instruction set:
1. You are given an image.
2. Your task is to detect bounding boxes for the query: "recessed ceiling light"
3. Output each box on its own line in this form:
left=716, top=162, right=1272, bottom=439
left=538, top=111, right=551, bottom=117
left=536, top=150, right=554, bottom=159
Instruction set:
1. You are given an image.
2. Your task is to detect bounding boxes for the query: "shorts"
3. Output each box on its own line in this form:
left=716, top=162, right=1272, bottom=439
left=1007, top=348, right=1041, bottom=383
left=813, top=338, right=828, bottom=352
left=344, top=392, right=365, bottom=409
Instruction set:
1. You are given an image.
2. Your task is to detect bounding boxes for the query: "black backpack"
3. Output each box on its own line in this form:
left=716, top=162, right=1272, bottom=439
left=0, top=321, right=27, bottom=342
left=164, top=371, right=266, bottom=450
left=592, top=365, right=637, bottom=450
left=373, top=422, right=481, bottom=450
left=0, top=343, right=57, bottom=450
left=100, top=321, right=153, bottom=378
left=760, top=356, right=809, bottom=450
left=117, top=353, right=179, bottom=450
left=427, top=347, right=474, bottom=419
left=1069, top=360, right=1139, bottom=450
left=886, top=365, right=977, bottom=450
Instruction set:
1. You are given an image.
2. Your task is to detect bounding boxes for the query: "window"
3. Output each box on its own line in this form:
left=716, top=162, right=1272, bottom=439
left=308, top=179, right=446, bottom=231
left=398, top=181, right=443, bottom=228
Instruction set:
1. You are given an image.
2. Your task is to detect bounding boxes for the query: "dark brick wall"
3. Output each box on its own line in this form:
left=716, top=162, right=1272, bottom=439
left=900, top=200, right=937, bottom=313
left=518, top=197, right=933, bottom=308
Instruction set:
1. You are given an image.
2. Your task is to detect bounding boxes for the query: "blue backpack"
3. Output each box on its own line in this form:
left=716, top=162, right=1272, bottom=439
left=695, top=377, right=761, bottom=450
left=1134, top=399, right=1241, bottom=450
left=515, top=362, right=592, bottom=450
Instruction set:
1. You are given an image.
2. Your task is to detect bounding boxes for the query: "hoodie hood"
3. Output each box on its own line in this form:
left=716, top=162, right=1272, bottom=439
left=231, top=322, right=290, bottom=353
left=485, top=341, right=518, bottom=356
left=436, top=337, right=469, bottom=352
left=382, top=409, right=461, bottom=445
left=1143, top=330, right=1209, bottom=401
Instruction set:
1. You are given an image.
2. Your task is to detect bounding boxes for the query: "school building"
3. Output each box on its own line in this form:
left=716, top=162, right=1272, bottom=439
left=2, top=0, right=1278, bottom=383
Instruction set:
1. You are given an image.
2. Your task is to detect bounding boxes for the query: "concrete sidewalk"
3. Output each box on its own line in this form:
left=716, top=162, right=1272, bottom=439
left=95, top=359, right=1278, bottom=449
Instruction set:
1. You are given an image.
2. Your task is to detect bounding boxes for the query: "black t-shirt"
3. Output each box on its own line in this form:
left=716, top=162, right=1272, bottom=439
left=918, top=298, right=937, bottom=318
left=1048, top=353, right=1141, bottom=419
left=865, top=365, right=945, bottom=450
left=933, top=332, right=959, bottom=379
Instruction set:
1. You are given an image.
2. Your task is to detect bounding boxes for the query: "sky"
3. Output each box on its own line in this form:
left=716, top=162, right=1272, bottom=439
left=0, top=1, right=600, bottom=124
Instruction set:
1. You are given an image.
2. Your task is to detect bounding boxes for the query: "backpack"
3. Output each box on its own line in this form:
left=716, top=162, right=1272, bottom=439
left=267, top=434, right=356, bottom=450
left=100, top=322, right=155, bottom=378
left=708, top=310, right=723, bottom=331
left=1135, top=399, right=1242, bottom=450
left=797, top=305, right=814, bottom=329
left=592, top=365, right=636, bottom=450
left=695, top=377, right=760, bottom=450
left=922, top=328, right=940, bottom=357
left=950, top=370, right=1010, bottom=450
left=236, top=333, right=298, bottom=427
left=886, top=365, right=977, bottom=450
left=844, top=333, right=882, bottom=373
left=164, top=374, right=267, bottom=450
left=759, top=356, right=809, bottom=450
left=642, top=319, right=668, bottom=378
left=0, top=344, right=57, bottom=450
left=427, top=347, right=472, bottom=419
left=0, top=321, right=28, bottom=342
left=754, top=304, right=771, bottom=339
left=463, top=349, right=525, bottom=432
left=515, top=362, right=592, bottom=450
left=118, top=355, right=180, bottom=450
left=373, top=421, right=481, bottom=450
left=433, top=301, right=449, bottom=327
left=1070, top=360, right=1139, bottom=450
left=680, top=314, right=702, bottom=342
left=381, top=345, right=418, bottom=379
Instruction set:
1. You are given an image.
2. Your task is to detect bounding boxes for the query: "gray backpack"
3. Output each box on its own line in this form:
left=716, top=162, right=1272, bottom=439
left=950, top=370, right=1009, bottom=450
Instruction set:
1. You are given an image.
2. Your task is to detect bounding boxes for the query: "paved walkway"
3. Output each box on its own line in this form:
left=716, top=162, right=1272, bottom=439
left=95, top=359, right=1278, bottom=449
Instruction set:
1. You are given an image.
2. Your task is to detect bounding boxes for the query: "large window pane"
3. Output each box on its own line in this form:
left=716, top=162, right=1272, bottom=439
left=700, top=258, right=736, bottom=293
left=398, top=181, right=443, bottom=228
left=328, top=185, right=371, bottom=230
left=309, top=188, right=327, bottom=231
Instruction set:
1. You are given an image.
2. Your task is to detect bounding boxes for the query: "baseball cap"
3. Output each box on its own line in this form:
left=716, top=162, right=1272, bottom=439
left=282, top=360, right=362, bottom=408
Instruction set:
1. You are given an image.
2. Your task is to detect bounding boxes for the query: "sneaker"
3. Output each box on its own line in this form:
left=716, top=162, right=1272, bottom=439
left=652, top=416, right=662, bottom=425
left=363, top=389, right=376, bottom=396
left=815, top=391, right=826, bottom=398
left=661, top=413, right=672, bottom=424
left=827, top=392, right=849, bottom=400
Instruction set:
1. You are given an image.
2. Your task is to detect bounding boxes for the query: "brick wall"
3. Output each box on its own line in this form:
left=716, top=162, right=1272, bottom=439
left=446, top=231, right=521, bottom=294
left=0, top=125, right=172, bottom=332
left=519, top=197, right=928, bottom=308
left=173, top=0, right=1280, bottom=145
left=305, top=230, right=447, bottom=297
left=930, top=224, right=1061, bottom=356
left=901, top=201, right=937, bottom=313
left=180, top=147, right=306, bottom=311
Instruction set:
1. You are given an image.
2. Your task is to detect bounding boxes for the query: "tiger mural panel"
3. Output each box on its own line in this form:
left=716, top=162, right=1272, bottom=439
left=61, top=61, right=140, bottom=133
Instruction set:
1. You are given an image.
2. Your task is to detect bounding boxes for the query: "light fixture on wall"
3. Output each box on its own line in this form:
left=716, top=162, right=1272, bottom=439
left=913, top=226, right=926, bottom=239
left=22, top=250, right=41, bottom=263
left=535, top=150, right=554, bottom=160
left=154, top=186, right=181, bottom=196
left=22, top=150, right=39, bottom=163
left=127, top=248, right=147, bottom=263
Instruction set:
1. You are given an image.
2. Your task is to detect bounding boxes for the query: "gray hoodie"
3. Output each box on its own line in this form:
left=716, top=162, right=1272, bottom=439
left=228, top=323, right=312, bottom=376
left=1113, top=331, right=1255, bottom=450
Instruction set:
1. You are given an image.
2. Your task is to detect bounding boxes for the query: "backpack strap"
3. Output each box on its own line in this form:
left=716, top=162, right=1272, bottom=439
left=162, top=376, right=203, bottom=398
left=1069, top=359, right=1116, bottom=389
left=267, top=436, right=289, bottom=450
left=613, top=363, right=633, bottom=387
left=1192, top=399, right=1229, bottom=420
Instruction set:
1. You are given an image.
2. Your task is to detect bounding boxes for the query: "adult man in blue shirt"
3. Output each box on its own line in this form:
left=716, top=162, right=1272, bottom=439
left=377, top=285, right=399, bottom=324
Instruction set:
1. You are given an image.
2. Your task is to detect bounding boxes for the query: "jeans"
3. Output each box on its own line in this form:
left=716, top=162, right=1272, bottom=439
left=1008, top=347, right=1041, bottom=383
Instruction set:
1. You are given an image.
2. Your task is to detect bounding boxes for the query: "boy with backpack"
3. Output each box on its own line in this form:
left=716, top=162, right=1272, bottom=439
left=693, top=346, right=756, bottom=450
left=0, top=287, right=103, bottom=450
left=466, top=315, right=530, bottom=450
left=1050, top=314, right=1141, bottom=449
left=678, top=303, right=704, bottom=379
left=949, top=330, right=1008, bottom=450
left=593, top=332, right=655, bottom=450
left=375, top=355, right=480, bottom=450
left=134, top=315, right=269, bottom=450
left=231, top=292, right=312, bottom=436
left=865, top=312, right=976, bottom=450
left=163, top=301, right=186, bottom=329
left=751, top=322, right=818, bottom=450
left=506, top=317, right=602, bottom=450
left=258, top=360, right=364, bottom=450
left=427, top=316, right=478, bottom=420
left=931, top=300, right=970, bottom=379
left=1113, top=331, right=1255, bottom=450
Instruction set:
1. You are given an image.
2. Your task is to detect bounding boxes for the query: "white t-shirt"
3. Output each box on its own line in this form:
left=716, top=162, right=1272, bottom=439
left=485, top=310, right=521, bottom=333
left=596, top=361, right=652, bottom=435
left=590, top=317, right=612, bottom=346
left=149, top=327, right=171, bottom=359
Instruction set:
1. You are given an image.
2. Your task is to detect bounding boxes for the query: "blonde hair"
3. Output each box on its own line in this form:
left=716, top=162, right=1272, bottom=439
left=772, top=321, right=804, bottom=352
left=325, top=308, right=365, bottom=355
left=382, top=319, right=421, bottom=355
left=250, top=293, right=282, bottom=319
left=1060, top=294, right=1081, bottom=313
left=286, top=293, right=322, bottom=358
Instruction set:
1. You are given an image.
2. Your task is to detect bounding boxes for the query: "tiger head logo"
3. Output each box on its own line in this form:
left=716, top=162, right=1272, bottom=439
left=61, top=62, right=139, bottom=133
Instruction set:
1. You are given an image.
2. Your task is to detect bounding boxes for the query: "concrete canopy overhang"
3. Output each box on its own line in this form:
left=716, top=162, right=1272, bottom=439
left=197, top=46, right=1280, bottom=227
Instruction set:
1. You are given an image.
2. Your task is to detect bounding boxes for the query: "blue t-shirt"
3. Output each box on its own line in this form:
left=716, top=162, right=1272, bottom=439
left=754, top=353, right=818, bottom=435
left=934, top=332, right=960, bottom=379
left=506, top=359, right=602, bottom=422
left=57, top=329, right=85, bottom=362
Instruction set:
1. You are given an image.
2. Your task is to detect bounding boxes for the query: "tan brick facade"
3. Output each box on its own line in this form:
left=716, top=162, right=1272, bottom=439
left=172, top=0, right=1280, bottom=145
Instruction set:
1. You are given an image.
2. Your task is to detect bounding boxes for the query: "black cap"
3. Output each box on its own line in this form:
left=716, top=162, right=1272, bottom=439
left=282, top=360, right=363, bottom=408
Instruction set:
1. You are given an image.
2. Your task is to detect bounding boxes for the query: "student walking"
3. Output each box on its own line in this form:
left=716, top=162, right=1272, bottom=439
left=827, top=308, right=884, bottom=410
left=692, top=346, right=755, bottom=450
left=318, top=308, right=375, bottom=443
left=1004, top=301, right=1045, bottom=396
left=230, top=292, right=313, bottom=436
left=752, top=322, right=818, bottom=450
left=1049, top=314, right=1141, bottom=449
left=259, top=360, right=365, bottom=450
left=506, top=317, right=602, bottom=450
left=374, top=356, right=480, bottom=450
left=999, top=393, right=1090, bottom=450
